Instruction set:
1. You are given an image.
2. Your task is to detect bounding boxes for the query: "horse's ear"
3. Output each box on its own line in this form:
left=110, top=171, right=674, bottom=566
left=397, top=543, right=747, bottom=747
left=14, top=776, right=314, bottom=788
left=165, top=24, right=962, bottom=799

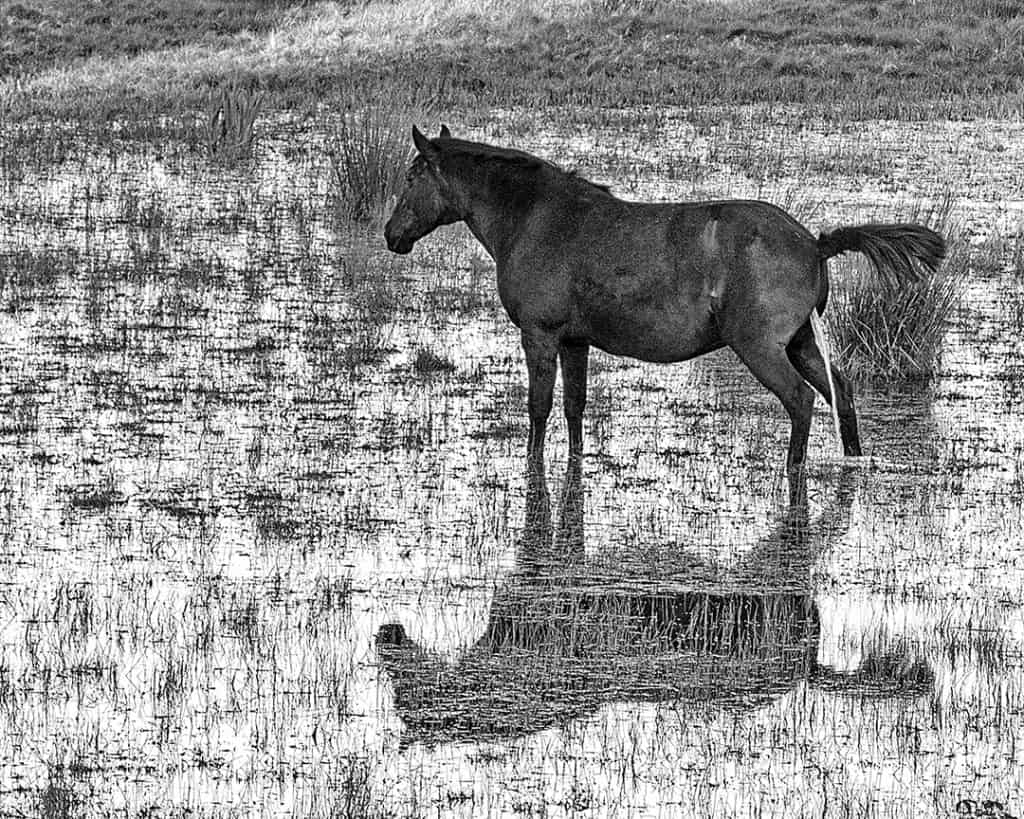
left=439, top=124, right=451, bottom=139
left=412, top=125, right=439, bottom=163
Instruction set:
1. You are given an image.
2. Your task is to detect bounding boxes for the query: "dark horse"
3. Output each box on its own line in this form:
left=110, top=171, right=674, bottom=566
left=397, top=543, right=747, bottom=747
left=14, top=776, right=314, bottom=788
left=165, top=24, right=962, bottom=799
left=385, top=126, right=946, bottom=472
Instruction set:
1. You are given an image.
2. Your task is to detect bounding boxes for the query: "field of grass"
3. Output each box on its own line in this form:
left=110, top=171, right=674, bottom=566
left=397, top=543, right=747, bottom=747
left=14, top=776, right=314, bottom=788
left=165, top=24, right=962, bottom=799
left=3, top=0, right=1024, bottom=122
left=1, top=0, right=308, bottom=77
left=2, top=1, right=1024, bottom=817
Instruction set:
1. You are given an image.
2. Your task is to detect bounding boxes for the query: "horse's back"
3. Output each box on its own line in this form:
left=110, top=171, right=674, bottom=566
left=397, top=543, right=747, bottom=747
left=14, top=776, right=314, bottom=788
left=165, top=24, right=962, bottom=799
left=556, top=199, right=818, bottom=360
left=501, top=192, right=822, bottom=361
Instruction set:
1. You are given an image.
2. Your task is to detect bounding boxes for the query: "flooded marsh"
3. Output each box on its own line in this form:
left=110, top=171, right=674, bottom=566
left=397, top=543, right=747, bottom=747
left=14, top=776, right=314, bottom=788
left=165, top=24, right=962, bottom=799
left=1, top=109, right=1024, bottom=817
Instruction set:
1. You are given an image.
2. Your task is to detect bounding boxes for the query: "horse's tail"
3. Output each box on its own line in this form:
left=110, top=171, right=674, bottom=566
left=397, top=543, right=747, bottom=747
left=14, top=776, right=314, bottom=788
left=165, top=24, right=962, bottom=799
left=811, top=223, right=945, bottom=450
left=816, top=223, right=946, bottom=289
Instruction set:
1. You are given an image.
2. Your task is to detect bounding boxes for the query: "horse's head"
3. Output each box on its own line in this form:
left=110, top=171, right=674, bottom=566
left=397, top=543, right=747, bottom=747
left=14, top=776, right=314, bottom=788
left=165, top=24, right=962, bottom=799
left=384, top=125, right=459, bottom=255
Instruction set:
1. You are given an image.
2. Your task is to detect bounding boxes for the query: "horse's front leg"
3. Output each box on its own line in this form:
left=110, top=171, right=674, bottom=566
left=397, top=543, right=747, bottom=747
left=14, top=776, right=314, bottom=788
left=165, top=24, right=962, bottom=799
left=522, top=329, right=558, bottom=471
left=558, top=341, right=589, bottom=458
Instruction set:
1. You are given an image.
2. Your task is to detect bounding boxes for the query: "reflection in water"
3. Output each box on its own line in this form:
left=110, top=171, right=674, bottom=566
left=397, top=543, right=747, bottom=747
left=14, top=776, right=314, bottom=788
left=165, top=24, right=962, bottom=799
left=377, top=463, right=933, bottom=747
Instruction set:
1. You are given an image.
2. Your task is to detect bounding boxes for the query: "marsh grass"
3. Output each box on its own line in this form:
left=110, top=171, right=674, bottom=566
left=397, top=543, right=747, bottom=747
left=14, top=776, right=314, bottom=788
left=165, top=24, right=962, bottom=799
left=327, top=92, right=433, bottom=224
left=3, top=59, right=1024, bottom=818
left=297, top=756, right=381, bottom=819
left=418, top=247, right=494, bottom=319
left=347, top=287, right=399, bottom=367
left=35, top=765, right=86, bottom=819
left=204, top=84, right=263, bottom=162
left=0, top=248, right=74, bottom=311
left=975, top=232, right=1024, bottom=278
left=306, top=290, right=397, bottom=372
left=65, top=475, right=125, bottom=512
left=826, top=198, right=969, bottom=382
left=413, top=347, right=456, bottom=375
left=306, top=241, right=408, bottom=369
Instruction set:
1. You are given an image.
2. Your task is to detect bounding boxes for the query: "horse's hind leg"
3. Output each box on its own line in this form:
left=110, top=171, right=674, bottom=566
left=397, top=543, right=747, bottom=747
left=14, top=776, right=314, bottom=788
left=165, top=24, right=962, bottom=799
left=522, top=329, right=558, bottom=469
left=728, top=333, right=815, bottom=472
left=786, top=320, right=862, bottom=456
left=559, top=341, right=589, bottom=458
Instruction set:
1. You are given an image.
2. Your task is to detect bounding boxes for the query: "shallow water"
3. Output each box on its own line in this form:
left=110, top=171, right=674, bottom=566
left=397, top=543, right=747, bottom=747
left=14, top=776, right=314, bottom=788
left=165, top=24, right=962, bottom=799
left=0, top=108, right=1023, bottom=817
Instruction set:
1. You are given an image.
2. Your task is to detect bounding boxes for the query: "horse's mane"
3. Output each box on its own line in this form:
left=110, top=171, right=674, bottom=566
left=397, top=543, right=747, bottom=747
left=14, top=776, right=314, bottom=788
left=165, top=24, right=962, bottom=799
left=437, top=137, right=612, bottom=195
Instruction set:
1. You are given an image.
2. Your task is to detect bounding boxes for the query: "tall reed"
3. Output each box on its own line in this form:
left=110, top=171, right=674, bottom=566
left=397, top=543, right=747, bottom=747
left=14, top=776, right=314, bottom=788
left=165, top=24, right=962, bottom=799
left=328, top=90, right=435, bottom=224
left=205, top=83, right=262, bottom=161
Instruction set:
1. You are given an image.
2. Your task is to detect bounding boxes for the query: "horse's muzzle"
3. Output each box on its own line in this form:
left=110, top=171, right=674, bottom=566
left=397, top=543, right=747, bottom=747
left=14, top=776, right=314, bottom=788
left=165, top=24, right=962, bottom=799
left=386, top=235, right=414, bottom=255
left=384, top=218, right=414, bottom=254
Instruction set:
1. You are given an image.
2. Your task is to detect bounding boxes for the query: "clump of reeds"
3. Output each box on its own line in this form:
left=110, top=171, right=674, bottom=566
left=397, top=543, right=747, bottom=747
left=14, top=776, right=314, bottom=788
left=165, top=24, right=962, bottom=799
left=328, top=104, right=410, bottom=224
left=327, top=87, right=436, bottom=224
left=825, top=196, right=969, bottom=382
left=205, top=83, right=263, bottom=161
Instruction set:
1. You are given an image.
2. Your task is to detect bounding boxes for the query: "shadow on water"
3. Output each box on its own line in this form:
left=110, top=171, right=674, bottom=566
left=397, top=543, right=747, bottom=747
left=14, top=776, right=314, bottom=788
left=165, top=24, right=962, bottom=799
left=376, top=462, right=934, bottom=747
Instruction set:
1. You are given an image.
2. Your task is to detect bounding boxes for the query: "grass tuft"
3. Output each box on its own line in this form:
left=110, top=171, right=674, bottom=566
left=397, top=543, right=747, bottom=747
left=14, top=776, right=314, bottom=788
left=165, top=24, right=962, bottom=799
left=205, top=83, right=262, bottom=161
left=299, top=756, right=380, bottom=819
left=327, top=87, right=437, bottom=224
left=413, top=347, right=456, bottom=375
left=826, top=197, right=969, bottom=382
left=328, top=103, right=411, bottom=225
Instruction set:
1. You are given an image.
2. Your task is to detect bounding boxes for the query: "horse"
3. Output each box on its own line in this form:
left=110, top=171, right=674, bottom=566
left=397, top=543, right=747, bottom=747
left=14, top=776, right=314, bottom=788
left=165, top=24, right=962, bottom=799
left=384, top=126, right=946, bottom=473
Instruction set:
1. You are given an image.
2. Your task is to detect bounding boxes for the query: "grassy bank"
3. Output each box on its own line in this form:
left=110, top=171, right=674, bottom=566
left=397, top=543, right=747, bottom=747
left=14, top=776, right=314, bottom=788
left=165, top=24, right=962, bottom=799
left=3, top=0, right=1024, bottom=123
left=1, top=0, right=309, bottom=77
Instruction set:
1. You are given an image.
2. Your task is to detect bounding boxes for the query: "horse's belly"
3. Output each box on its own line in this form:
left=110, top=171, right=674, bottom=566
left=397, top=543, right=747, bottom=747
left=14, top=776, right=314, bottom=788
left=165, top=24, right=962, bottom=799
left=585, top=302, right=719, bottom=363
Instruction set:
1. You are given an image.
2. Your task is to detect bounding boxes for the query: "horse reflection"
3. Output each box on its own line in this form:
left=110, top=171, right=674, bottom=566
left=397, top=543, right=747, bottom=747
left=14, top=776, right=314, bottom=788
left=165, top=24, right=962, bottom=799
left=377, top=464, right=931, bottom=746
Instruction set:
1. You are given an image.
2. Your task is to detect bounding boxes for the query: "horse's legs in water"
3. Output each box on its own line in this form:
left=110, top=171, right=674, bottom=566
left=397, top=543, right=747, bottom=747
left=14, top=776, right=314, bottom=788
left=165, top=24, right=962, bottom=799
left=727, top=329, right=816, bottom=472
left=522, top=329, right=558, bottom=469
left=786, top=320, right=862, bottom=456
left=559, top=341, right=589, bottom=458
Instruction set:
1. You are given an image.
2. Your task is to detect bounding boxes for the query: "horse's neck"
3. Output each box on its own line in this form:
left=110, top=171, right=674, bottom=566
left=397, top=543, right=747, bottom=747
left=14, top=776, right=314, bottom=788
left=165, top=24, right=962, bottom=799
left=462, top=209, right=507, bottom=262
left=451, top=168, right=540, bottom=262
